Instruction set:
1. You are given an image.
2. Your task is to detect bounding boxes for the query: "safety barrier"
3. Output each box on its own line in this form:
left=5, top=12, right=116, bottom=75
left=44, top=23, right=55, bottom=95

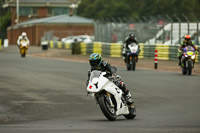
left=46, top=40, right=200, bottom=62
left=49, top=40, right=72, bottom=49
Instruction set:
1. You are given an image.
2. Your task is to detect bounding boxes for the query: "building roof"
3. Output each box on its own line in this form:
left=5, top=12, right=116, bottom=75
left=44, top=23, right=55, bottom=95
left=4, top=0, right=80, bottom=7
left=15, top=14, right=93, bottom=27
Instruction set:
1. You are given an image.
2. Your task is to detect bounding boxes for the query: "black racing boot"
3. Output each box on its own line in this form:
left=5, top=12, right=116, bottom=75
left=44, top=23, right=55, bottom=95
left=178, top=61, right=181, bottom=66
left=178, top=57, right=181, bottom=66
left=124, top=90, right=134, bottom=105
left=118, top=81, right=134, bottom=105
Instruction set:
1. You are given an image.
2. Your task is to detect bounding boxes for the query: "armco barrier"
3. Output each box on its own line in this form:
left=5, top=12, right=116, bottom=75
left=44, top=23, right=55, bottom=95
left=46, top=40, right=200, bottom=61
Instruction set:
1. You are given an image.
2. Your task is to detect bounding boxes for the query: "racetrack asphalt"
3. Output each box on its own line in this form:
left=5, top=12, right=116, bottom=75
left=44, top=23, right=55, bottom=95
left=0, top=46, right=199, bottom=133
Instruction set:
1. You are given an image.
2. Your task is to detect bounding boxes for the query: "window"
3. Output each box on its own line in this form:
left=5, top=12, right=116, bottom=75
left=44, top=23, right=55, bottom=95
left=48, top=7, right=68, bottom=15
left=19, top=7, right=37, bottom=16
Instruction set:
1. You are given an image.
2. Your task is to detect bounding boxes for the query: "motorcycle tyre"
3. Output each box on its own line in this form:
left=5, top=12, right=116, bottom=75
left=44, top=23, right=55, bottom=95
left=21, top=53, right=26, bottom=57
left=132, top=57, right=136, bottom=71
left=124, top=104, right=136, bottom=119
left=187, top=61, right=192, bottom=75
left=98, top=96, right=116, bottom=121
left=21, top=48, right=26, bottom=57
left=182, top=62, right=187, bottom=75
left=126, top=57, right=131, bottom=71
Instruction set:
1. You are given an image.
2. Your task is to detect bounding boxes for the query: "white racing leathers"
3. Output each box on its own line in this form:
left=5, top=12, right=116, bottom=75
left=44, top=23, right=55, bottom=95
left=17, top=36, right=30, bottom=46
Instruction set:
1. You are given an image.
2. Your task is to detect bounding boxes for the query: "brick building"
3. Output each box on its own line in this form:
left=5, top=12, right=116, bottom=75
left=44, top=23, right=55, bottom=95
left=7, top=14, right=94, bottom=45
left=4, top=0, right=80, bottom=25
left=4, top=0, right=94, bottom=45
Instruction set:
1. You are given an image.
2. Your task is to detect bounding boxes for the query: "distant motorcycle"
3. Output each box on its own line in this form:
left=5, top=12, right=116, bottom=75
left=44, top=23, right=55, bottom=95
left=20, top=40, right=28, bottom=57
left=87, top=70, right=136, bottom=121
left=181, top=45, right=196, bottom=75
left=125, top=43, right=139, bottom=71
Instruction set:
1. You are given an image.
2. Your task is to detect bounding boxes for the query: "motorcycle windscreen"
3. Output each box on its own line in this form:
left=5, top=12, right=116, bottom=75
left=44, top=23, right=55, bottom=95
left=184, top=46, right=195, bottom=52
left=89, top=70, right=101, bottom=81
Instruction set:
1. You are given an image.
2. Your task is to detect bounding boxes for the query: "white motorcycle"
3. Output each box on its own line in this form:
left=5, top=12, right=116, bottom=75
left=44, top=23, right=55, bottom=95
left=87, top=70, right=136, bottom=121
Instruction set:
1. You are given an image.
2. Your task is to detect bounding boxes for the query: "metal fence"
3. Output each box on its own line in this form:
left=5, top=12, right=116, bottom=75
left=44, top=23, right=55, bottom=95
left=94, top=21, right=158, bottom=44
left=94, top=14, right=200, bottom=46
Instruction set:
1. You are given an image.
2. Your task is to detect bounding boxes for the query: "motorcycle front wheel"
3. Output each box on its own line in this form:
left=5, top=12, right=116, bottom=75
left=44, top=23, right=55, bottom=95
left=132, top=57, right=136, bottom=71
left=98, top=96, right=116, bottom=121
left=187, top=61, right=192, bottom=75
left=126, top=57, right=131, bottom=71
left=20, top=48, right=26, bottom=57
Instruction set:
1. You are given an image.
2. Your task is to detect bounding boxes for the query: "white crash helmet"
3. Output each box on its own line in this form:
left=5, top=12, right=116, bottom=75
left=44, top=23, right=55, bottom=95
left=22, top=32, right=27, bottom=36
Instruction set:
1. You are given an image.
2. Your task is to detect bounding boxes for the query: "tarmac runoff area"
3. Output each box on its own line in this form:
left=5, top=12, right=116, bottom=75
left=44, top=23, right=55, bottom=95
left=29, top=46, right=200, bottom=75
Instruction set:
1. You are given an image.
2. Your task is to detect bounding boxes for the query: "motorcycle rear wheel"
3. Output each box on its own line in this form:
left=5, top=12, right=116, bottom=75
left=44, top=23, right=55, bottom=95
left=98, top=96, right=116, bottom=121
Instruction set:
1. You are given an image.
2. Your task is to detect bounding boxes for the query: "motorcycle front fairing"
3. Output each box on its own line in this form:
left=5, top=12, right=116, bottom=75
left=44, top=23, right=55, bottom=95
left=103, top=82, right=129, bottom=115
left=128, top=44, right=139, bottom=54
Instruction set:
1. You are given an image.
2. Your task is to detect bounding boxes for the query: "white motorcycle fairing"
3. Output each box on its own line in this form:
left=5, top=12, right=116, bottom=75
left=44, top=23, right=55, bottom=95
left=87, top=71, right=129, bottom=116
left=128, top=43, right=138, bottom=54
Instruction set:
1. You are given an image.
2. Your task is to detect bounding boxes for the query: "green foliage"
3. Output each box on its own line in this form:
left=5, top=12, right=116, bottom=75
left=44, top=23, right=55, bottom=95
left=0, top=12, right=11, bottom=39
left=0, top=0, right=11, bottom=39
left=77, top=0, right=200, bottom=20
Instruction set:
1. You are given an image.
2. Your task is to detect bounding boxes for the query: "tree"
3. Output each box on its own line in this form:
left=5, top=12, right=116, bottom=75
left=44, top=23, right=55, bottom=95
left=0, top=0, right=11, bottom=40
left=77, top=0, right=200, bottom=21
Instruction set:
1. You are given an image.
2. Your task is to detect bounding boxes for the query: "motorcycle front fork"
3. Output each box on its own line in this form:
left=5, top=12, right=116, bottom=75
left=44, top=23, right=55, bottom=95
left=106, top=92, right=115, bottom=108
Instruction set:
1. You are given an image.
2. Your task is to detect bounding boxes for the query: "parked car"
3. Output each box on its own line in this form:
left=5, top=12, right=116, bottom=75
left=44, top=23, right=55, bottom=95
left=61, top=36, right=76, bottom=43
left=61, top=35, right=94, bottom=44
left=76, top=35, right=94, bottom=43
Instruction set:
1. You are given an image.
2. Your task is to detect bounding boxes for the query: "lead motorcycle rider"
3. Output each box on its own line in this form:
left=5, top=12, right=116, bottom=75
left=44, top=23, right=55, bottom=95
left=86, top=53, right=134, bottom=105
left=122, top=33, right=140, bottom=62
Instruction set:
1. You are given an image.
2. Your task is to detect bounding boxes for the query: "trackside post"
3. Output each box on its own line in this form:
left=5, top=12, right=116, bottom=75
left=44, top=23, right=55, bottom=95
left=154, top=50, right=158, bottom=69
